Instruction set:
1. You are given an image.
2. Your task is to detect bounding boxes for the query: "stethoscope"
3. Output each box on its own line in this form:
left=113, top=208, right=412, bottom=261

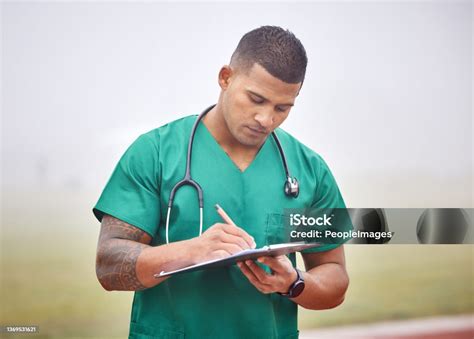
left=165, top=104, right=299, bottom=244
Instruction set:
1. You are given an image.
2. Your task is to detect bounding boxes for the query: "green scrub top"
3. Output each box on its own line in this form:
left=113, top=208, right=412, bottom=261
left=93, top=114, right=350, bottom=339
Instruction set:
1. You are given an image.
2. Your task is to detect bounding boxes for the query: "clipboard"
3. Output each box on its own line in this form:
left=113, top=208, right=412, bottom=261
left=154, top=241, right=321, bottom=278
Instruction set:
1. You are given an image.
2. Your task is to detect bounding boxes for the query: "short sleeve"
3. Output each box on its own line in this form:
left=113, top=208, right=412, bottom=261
left=93, top=133, right=161, bottom=238
left=301, top=155, right=353, bottom=254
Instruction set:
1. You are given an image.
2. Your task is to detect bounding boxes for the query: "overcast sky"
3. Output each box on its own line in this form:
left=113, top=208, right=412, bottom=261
left=1, top=1, right=472, bottom=207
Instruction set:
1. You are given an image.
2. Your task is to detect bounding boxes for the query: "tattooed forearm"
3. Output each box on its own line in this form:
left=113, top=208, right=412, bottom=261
left=96, top=239, right=148, bottom=291
left=96, top=215, right=152, bottom=291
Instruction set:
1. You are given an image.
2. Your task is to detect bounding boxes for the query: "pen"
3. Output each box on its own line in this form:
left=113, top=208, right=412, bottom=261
left=215, top=204, right=256, bottom=249
left=215, top=204, right=237, bottom=226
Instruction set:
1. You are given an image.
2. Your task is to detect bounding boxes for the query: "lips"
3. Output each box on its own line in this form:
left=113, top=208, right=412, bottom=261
left=247, top=126, right=267, bottom=135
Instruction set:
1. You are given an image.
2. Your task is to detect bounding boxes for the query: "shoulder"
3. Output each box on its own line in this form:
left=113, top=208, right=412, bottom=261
left=120, top=115, right=196, bottom=165
left=117, top=115, right=196, bottom=180
left=140, top=115, right=197, bottom=145
left=273, top=127, right=327, bottom=172
left=273, top=128, right=340, bottom=191
left=275, top=128, right=346, bottom=207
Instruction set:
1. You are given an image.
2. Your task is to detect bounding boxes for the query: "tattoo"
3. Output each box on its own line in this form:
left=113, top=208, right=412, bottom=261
left=96, top=215, right=151, bottom=291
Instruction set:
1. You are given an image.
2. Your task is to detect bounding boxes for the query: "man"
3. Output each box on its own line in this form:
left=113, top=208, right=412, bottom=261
left=94, top=26, right=350, bottom=338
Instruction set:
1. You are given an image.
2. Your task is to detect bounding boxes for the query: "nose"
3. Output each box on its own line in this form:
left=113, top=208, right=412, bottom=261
left=254, top=110, right=274, bottom=130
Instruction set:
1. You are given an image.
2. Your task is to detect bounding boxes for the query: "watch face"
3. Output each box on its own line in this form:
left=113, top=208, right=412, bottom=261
left=290, top=281, right=305, bottom=298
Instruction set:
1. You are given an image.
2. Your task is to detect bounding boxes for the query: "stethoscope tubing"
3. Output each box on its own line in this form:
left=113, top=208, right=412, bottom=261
left=164, top=104, right=297, bottom=244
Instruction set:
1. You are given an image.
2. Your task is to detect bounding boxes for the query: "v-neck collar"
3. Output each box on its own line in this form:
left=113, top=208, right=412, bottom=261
left=197, top=118, right=271, bottom=175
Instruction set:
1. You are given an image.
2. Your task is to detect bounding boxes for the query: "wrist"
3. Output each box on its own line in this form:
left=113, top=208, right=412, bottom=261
left=283, top=268, right=298, bottom=293
left=278, top=268, right=305, bottom=298
left=277, top=267, right=298, bottom=294
left=185, top=238, right=202, bottom=264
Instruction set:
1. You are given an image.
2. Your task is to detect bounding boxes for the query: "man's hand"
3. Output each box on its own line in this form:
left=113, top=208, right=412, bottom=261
left=189, top=223, right=256, bottom=263
left=237, top=255, right=297, bottom=294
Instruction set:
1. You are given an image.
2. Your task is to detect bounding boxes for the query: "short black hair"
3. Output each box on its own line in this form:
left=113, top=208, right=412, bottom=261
left=230, top=26, right=308, bottom=84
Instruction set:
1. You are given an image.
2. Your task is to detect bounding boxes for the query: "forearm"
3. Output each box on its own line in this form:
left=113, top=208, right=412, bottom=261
left=96, top=215, right=255, bottom=292
left=96, top=238, right=197, bottom=291
left=291, top=263, right=349, bottom=310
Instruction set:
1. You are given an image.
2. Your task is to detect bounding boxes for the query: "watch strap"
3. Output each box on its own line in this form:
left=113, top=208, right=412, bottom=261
left=278, top=268, right=305, bottom=298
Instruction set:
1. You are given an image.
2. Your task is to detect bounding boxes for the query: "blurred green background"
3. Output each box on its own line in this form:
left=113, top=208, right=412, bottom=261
left=1, top=190, right=473, bottom=338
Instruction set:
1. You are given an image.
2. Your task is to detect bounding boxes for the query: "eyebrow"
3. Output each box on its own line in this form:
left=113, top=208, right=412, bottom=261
left=247, top=90, right=294, bottom=107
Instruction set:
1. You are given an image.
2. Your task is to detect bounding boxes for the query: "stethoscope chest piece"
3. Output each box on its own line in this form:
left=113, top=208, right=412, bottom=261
left=284, top=177, right=299, bottom=198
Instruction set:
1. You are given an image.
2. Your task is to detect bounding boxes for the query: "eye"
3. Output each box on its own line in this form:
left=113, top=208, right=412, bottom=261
left=249, top=94, right=264, bottom=104
left=276, top=106, right=289, bottom=113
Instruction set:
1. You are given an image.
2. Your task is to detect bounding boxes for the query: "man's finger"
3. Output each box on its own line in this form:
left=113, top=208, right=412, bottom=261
left=217, top=243, right=246, bottom=255
left=237, top=262, right=270, bottom=292
left=218, top=223, right=256, bottom=249
left=218, top=232, right=251, bottom=250
left=237, top=262, right=259, bottom=284
left=244, top=260, right=274, bottom=285
left=257, top=256, right=288, bottom=274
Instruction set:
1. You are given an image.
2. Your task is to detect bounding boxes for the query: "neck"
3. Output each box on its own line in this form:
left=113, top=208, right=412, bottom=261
left=202, top=103, right=264, bottom=170
left=201, top=104, right=232, bottom=146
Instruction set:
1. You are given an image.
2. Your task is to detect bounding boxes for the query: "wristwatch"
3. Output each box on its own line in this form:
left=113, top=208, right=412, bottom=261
left=278, top=268, right=305, bottom=298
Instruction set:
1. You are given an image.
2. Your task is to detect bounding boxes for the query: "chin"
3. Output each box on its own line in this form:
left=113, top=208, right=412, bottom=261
left=239, top=139, right=260, bottom=147
left=236, top=134, right=265, bottom=147
left=231, top=126, right=266, bottom=147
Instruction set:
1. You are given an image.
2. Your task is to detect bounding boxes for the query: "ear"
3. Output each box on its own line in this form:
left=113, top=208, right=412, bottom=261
left=218, top=65, right=233, bottom=90
left=297, top=81, right=304, bottom=96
